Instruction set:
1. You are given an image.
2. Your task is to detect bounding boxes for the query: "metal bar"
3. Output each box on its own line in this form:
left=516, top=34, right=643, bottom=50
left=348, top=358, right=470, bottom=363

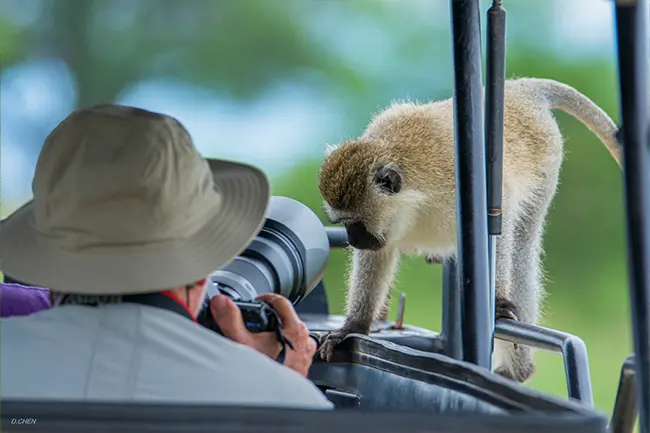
left=610, top=355, right=638, bottom=433
left=484, top=0, right=506, bottom=351
left=485, top=0, right=506, bottom=238
left=325, top=227, right=349, bottom=248
left=488, top=237, right=497, bottom=340
left=450, top=0, right=492, bottom=370
left=495, top=319, right=594, bottom=407
left=614, top=1, right=650, bottom=432
left=441, top=258, right=463, bottom=360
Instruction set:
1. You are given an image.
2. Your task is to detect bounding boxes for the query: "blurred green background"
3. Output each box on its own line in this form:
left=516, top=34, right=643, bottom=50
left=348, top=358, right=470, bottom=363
left=0, top=0, right=633, bottom=418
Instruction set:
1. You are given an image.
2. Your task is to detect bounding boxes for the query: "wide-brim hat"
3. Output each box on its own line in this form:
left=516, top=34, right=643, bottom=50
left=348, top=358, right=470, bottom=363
left=0, top=104, right=270, bottom=295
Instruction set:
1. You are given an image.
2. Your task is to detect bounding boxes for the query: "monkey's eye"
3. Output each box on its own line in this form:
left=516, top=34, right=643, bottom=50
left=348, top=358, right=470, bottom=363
left=373, top=165, right=402, bottom=195
left=377, top=177, right=393, bottom=192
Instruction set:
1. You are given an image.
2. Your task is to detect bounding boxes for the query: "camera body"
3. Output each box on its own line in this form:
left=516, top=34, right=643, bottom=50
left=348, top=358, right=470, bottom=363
left=197, top=293, right=281, bottom=334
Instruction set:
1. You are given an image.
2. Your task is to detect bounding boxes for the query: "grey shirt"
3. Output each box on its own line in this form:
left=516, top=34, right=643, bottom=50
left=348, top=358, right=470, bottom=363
left=1, top=303, right=333, bottom=410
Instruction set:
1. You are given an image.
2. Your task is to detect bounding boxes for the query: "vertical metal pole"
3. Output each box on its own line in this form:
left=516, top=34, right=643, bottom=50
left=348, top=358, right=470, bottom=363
left=488, top=238, right=497, bottom=334
left=614, top=1, right=650, bottom=432
left=442, top=258, right=463, bottom=360
left=485, top=0, right=507, bottom=354
left=450, top=0, right=492, bottom=370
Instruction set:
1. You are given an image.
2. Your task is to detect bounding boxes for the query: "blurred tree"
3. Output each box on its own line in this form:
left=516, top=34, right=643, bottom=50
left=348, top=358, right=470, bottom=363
left=4, top=0, right=367, bottom=107
left=0, top=14, right=24, bottom=65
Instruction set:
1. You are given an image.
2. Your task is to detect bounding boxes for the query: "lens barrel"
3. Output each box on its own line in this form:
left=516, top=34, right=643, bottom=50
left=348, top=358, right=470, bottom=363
left=209, top=196, right=329, bottom=305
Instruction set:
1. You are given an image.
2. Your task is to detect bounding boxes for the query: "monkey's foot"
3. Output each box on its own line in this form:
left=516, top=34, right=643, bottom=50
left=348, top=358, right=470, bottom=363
left=318, top=324, right=368, bottom=362
left=495, top=345, right=536, bottom=383
left=495, top=297, right=520, bottom=350
left=425, top=254, right=443, bottom=265
left=495, top=297, right=519, bottom=322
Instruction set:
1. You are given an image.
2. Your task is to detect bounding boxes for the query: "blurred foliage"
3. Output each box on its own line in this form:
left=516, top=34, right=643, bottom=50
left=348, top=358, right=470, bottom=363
left=3, top=0, right=366, bottom=106
left=0, top=15, right=24, bottom=65
left=0, top=0, right=635, bottom=422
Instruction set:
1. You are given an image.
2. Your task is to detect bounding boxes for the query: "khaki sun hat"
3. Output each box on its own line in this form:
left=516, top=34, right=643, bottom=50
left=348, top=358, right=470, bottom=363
left=0, top=104, right=270, bottom=295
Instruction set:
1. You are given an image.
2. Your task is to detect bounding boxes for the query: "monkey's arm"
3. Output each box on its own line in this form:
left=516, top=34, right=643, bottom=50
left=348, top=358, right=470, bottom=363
left=319, top=247, right=400, bottom=361
left=346, top=247, right=400, bottom=329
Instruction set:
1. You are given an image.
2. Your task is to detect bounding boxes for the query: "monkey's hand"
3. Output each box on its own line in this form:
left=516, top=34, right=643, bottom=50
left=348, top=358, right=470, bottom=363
left=318, top=323, right=368, bottom=362
left=317, top=332, right=346, bottom=362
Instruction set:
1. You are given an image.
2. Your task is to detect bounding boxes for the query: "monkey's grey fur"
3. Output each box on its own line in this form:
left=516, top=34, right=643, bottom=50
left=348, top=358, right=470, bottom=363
left=316, top=78, right=622, bottom=383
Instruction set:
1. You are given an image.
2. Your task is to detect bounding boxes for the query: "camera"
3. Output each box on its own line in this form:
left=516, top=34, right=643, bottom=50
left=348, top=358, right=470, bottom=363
left=198, top=298, right=281, bottom=334
left=198, top=196, right=330, bottom=334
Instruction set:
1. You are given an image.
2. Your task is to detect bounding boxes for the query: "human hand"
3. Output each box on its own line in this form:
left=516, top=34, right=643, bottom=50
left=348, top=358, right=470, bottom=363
left=209, top=293, right=317, bottom=377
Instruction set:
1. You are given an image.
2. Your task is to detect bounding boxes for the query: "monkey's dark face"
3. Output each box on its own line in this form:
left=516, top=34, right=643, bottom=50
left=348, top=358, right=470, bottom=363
left=344, top=221, right=385, bottom=250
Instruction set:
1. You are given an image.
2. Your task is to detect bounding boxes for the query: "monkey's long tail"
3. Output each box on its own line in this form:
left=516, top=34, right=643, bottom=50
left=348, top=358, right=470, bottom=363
left=525, top=78, right=622, bottom=168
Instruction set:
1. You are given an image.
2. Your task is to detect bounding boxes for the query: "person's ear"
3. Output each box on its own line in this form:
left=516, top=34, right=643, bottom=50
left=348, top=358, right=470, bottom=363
left=187, top=278, right=209, bottom=316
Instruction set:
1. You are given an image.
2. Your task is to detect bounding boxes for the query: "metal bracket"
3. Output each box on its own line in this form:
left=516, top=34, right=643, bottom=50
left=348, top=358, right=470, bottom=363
left=494, top=319, right=593, bottom=407
left=610, top=355, right=638, bottom=433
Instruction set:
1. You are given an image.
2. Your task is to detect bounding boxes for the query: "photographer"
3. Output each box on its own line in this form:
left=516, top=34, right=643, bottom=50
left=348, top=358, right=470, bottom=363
left=0, top=105, right=332, bottom=410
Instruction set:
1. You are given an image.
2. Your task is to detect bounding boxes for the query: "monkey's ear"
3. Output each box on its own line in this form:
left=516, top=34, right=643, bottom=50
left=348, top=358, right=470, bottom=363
left=372, top=165, right=402, bottom=195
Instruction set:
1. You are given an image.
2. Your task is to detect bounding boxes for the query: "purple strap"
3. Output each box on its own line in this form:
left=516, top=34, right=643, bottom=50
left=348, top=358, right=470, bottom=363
left=0, top=283, right=51, bottom=317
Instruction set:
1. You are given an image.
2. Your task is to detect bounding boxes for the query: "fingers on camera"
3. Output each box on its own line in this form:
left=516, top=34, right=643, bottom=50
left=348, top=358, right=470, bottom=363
left=209, top=295, right=250, bottom=344
left=256, top=294, right=300, bottom=327
left=286, top=322, right=310, bottom=351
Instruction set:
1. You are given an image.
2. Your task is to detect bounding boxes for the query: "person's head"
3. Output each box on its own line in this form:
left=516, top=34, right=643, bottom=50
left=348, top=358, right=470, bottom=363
left=0, top=104, right=270, bottom=317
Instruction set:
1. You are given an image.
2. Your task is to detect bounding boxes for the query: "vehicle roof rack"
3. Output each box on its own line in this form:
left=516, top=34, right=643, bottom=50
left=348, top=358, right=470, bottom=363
left=449, top=1, right=649, bottom=431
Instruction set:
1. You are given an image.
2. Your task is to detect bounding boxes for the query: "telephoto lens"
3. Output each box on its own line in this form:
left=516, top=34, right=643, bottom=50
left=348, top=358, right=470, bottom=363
left=198, top=196, right=330, bottom=335
left=210, top=196, right=330, bottom=305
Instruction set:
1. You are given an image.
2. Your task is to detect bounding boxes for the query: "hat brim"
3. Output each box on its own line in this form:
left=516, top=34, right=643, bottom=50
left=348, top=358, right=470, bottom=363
left=0, top=159, right=270, bottom=295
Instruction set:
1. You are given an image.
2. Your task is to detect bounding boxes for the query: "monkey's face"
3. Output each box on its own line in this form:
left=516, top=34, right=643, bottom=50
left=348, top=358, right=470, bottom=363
left=318, top=140, right=413, bottom=251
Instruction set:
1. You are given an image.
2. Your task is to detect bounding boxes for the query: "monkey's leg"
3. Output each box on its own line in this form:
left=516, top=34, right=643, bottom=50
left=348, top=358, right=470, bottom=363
left=319, top=247, right=400, bottom=361
left=491, top=215, right=526, bottom=381
left=377, top=291, right=392, bottom=321
left=499, top=179, right=557, bottom=383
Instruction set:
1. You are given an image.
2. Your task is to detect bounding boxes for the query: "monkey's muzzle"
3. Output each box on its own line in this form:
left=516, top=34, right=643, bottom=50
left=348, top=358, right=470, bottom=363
left=345, top=222, right=385, bottom=251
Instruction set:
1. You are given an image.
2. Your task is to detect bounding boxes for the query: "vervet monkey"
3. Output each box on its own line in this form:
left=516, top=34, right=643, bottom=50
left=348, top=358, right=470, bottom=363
left=317, top=77, right=622, bottom=383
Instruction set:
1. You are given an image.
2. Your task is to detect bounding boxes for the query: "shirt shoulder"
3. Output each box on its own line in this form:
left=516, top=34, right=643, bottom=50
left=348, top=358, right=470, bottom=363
left=2, top=304, right=334, bottom=410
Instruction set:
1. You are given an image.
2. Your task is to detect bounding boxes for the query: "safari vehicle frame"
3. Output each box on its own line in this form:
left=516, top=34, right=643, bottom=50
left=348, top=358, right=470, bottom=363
left=1, top=1, right=647, bottom=433
left=307, top=0, right=646, bottom=430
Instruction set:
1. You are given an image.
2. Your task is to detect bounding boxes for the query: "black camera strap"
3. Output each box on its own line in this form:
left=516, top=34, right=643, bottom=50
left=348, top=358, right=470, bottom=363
left=273, top=325, right=294, bottom=365
left=58, top=292, right=196, bottom=322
